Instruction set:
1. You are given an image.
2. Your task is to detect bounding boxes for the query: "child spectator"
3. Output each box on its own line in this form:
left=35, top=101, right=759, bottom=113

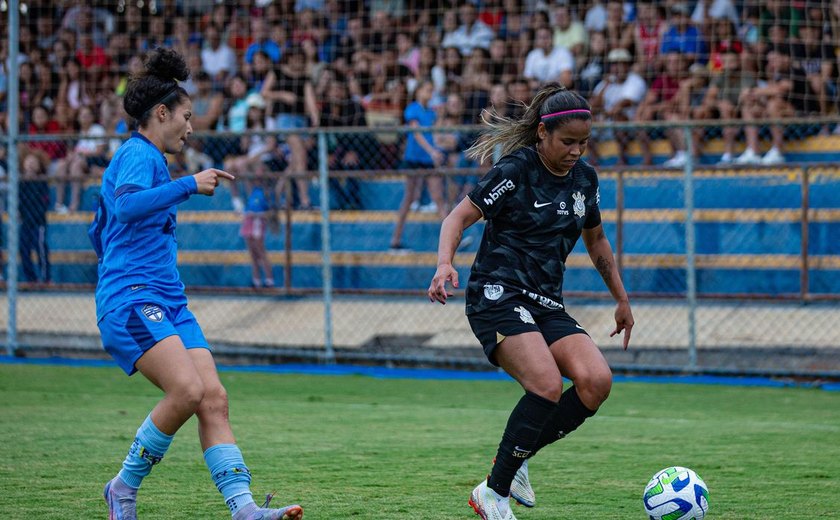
left=241, top=172, right=278, bottom=289
left=19, top=150, right=51, bottom=284
left=389, top=80, right=447, bottom=252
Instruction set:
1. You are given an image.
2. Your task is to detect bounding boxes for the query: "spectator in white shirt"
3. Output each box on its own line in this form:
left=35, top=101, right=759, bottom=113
left=588, top=47, right=647, bottom=165
left=200, top=24, right=237, bottom=87
left=523, top=27, right=575, bottom=89
left=441, top=1, right=495, bottom=57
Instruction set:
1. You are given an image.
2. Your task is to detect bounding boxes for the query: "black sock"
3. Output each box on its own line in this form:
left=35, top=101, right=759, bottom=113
left=487, top=391, right=557, bottom=497
left=531, top=385, right=597, bottom=456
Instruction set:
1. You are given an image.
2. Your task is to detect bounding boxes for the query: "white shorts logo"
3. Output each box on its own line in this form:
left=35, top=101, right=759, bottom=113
left=522, top=290, right=564, bottom=310
left=484, top=284, right=504, bottom=300
left=514, top=306, right=535, bottom=324
left=142, top=304, right=164, bottom=322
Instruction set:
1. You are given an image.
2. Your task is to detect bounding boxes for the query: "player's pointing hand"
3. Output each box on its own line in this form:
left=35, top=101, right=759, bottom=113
left=193, top=168, right=235, bottom=196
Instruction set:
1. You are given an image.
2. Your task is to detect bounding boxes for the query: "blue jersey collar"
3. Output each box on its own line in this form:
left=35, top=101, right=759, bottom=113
left=131, top=131, right=167, bottom=164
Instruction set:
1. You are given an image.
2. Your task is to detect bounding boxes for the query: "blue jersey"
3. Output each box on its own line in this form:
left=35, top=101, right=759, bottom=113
left=89, top=132, right=198, bottom=321
left=245, top=186, right=272, bottom=214
left=403, top=101, right=437, bottom=165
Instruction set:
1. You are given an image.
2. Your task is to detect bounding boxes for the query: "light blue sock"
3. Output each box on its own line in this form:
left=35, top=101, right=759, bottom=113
left=205, top=443, right=256, bottom=515
left=117, top=414, right=174, bottom=489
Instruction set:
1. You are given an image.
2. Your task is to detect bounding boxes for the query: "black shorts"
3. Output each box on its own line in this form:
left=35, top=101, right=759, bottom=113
left=467, top=294, right=588, bottom=366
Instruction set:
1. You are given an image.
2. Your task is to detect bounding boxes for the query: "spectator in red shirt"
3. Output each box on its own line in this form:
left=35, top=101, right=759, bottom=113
left=76, top=33, right=112, bottom=79
left=27, top=105, right=68, bottom=166
left=708, top=17, right=743, bottom=73
left=76, top=34, right=110, bottom=70
left=635, top=51, right=685, bottom=165
left=633, top=0, right=664, bottom=79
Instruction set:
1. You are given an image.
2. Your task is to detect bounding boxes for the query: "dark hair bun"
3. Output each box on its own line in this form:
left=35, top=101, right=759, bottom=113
left=145, top=47, right=190, bottom=82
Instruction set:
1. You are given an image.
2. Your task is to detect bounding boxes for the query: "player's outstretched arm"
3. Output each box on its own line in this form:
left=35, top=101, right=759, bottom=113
left=428, top=198, right=482, bottom=305
left=582, top=223, right=634, bottom=349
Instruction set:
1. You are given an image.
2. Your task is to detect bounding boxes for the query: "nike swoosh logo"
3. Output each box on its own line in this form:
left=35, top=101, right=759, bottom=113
left=534, top=201, right=552, bottom=208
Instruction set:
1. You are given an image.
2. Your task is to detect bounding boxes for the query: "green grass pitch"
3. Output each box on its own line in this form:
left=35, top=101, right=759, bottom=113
left=1, top=363, right=838, bottom=519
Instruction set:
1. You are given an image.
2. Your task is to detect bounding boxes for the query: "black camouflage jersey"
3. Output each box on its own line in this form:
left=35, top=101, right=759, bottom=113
left=465, top=146, right=601, bottom=314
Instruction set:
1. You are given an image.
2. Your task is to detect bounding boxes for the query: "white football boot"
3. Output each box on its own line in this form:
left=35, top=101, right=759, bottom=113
left=510, top=459, right=535, bottom=507
left=469, top=478, right=517, bottom=520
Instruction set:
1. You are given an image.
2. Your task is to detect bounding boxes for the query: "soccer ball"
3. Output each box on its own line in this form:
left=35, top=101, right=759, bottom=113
left=643, top=466, right=709, bottom=520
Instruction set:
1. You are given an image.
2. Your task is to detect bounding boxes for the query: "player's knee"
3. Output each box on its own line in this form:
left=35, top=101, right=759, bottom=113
left=198, top=383, right=229, bottom=416
left=529, top=377, right=564, bottom=402
left=576, top=368, right=613, bottom=407
left=174, top=378, right=206, bottom=413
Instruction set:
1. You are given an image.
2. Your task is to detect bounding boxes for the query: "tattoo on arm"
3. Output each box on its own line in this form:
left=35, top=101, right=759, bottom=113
left=595, top=255, right=612, bottom=283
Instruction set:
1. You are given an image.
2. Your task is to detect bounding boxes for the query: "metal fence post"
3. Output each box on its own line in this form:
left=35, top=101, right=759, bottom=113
left=683, top=126, right=698, bottom=371
left=317, top=131, right=335, bottom=364
left=5, top=0, right=20, bottom=357
left=615, top=169, right=624, bottom=276
left=801, top=166, right=810, bottom=302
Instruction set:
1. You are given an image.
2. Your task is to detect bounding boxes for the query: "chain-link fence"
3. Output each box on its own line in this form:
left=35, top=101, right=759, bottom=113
left=2, top=1, right=840, bottom=376
left=3, top=120, right=840, bottom=376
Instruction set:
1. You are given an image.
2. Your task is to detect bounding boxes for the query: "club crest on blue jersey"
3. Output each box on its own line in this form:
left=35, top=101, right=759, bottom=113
left=142, top=304, right=164, bottom=322
left=573, top=191, right=586, bottom=218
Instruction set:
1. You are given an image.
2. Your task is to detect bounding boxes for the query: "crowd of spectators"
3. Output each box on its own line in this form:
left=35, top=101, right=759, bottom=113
left=1, top=0, right=839, bottom=217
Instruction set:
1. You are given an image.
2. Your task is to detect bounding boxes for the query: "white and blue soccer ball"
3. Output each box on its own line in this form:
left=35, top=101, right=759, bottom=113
left=643, top=466, right=710, bottom=520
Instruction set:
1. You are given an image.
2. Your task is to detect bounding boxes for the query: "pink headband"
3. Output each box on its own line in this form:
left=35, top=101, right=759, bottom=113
left=541, top=109, right=591, bottom=119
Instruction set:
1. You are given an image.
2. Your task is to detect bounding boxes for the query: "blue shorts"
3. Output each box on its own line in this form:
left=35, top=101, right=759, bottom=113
left=98, top=302, right=210, bottom=375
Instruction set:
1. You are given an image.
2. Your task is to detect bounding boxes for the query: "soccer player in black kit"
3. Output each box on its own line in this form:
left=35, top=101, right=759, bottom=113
left=428, top=84, right=634, bottom=520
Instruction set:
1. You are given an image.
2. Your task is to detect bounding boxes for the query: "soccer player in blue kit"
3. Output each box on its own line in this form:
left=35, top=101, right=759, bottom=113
left=90, top=48, right=303, bottom=520
left=428, top=84, right=634, bottom=520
